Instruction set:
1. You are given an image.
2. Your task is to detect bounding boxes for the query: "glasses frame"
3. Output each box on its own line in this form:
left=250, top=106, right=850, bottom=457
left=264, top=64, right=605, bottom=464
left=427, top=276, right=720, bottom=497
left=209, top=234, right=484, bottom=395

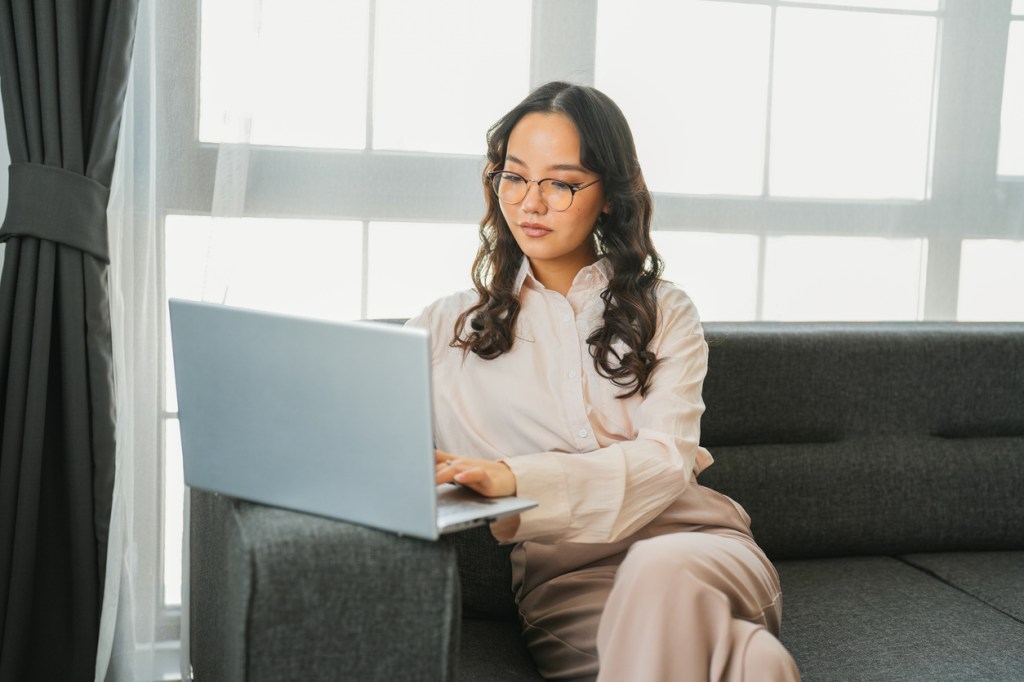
left=486, top=170, right=602, bottom=212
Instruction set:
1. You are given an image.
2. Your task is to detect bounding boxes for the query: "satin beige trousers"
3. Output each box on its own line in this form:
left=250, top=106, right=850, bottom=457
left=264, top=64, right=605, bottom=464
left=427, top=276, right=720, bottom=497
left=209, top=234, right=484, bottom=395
left=509, top=482, right=801, bottom=681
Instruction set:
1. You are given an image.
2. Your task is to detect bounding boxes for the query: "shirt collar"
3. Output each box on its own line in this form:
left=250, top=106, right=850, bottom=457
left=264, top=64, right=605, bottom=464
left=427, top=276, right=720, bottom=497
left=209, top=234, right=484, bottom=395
left=513, top=256, right=535, bottom=295
left=512, top=256, right=613, bottom=296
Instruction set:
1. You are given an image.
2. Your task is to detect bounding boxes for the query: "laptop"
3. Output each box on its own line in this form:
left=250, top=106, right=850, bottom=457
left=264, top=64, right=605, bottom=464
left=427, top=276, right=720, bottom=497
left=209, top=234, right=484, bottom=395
left=169, top=299, right=536, bottom=540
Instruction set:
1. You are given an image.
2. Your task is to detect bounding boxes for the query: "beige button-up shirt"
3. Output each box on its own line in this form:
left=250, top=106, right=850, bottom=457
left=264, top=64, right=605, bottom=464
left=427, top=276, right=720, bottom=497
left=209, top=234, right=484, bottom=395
left=407, top=257, right=714, bottom=545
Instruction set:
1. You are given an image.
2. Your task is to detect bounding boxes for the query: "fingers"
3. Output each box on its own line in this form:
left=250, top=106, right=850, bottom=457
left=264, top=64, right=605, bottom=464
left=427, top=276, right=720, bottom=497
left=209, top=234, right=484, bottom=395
left=434, top=459, right=489, bottom=494
left=432, top=453, right=517, bottom=498
left=451, top=467, right=498, bottom=497
left=453, top=466, right=485, bottom=486
left=435, top=456, right=460, bottom=485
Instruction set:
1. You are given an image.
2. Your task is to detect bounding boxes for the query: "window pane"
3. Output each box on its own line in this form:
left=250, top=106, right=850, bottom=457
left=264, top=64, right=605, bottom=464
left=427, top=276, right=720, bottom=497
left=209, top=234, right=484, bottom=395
left=1014, top=0, right=1024, bottom=16
left=366, top=222, right=478, bottom=319
left=803, top=0, right=939, bottom=11
left=372, top=1, right=530, bottom=154
left=164, top=418, right=184, bottom=606
left=998, top=22, right=1024, bottom=176
left=652, top=231, right=759, bottom=320
left=164, top=215, right=362, bottom=410
left=596, top=0, right=771, bottom=196
left=763, top=236, right=926, bottom=320
left=770, top=8, right=937, bottom=199
left=200, top=0, right=370, bottom=148
left=958, top=239, right=1024, bottom=321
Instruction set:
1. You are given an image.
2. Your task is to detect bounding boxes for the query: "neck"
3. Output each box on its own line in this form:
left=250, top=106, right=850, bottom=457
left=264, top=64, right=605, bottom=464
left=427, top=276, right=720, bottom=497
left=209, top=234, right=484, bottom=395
left=530, top=252, right=598, bottom=297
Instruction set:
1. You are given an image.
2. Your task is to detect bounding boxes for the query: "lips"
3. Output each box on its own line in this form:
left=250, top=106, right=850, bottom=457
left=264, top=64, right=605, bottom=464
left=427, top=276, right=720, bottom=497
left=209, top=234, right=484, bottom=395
left=520, top=223, right=551, bottom=238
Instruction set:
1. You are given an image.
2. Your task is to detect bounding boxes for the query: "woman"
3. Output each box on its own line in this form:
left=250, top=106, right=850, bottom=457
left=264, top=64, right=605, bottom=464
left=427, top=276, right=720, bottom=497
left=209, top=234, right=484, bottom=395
left=407, top=82, right=800, bottom=682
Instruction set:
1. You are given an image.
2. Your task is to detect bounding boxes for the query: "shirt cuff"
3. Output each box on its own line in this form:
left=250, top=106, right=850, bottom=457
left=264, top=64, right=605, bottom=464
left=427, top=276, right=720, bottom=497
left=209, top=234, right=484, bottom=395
left=498, top=452, right=571, bottom=543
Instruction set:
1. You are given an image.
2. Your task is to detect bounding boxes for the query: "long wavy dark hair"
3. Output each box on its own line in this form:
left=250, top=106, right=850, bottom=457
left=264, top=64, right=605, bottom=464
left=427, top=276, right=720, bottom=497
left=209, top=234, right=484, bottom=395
left=452, top=81, right=665, bottom=399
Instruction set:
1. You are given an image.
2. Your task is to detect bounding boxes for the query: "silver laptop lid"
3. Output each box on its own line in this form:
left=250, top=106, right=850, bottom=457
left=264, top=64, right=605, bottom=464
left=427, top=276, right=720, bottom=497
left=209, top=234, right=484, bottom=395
left=169, top=299, right=439, bottom=539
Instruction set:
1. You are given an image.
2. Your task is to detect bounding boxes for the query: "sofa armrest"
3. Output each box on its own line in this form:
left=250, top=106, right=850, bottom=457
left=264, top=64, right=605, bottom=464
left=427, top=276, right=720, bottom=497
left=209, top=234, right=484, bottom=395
left=190, top=490, right=460, bottom=682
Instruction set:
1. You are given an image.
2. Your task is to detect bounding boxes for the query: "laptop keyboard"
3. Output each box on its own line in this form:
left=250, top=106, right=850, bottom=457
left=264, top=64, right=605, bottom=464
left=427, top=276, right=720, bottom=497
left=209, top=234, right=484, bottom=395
left=437, top=485, right=500, bottom=520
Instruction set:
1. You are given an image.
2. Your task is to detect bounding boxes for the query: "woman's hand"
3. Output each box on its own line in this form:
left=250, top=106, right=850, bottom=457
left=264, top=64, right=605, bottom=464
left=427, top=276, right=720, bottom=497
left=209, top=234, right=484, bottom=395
left=435, top=450, right=517, bottom=498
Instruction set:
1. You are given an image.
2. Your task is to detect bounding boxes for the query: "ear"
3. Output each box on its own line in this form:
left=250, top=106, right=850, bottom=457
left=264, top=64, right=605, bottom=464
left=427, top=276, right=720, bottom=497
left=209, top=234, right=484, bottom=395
left=602, top=202, right=612, bottom=214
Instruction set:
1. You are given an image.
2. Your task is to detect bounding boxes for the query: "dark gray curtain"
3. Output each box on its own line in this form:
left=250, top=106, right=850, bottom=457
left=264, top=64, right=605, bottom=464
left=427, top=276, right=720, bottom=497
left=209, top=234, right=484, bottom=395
left=0, top=0, right=139, bottom=679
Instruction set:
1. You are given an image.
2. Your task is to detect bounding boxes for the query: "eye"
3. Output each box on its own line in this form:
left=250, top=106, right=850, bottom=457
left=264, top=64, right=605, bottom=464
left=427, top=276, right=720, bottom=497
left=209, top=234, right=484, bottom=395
left=546, top=180, right=573, bottom=193
left=501, top=172, right=526, bottom=184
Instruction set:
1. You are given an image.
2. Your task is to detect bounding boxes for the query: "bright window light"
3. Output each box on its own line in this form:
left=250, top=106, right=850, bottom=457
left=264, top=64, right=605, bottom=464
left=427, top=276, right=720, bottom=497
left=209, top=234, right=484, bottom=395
left=372, top=1, right=530, bottom=155
left=595, top=0, right=771, bottom=196
left=164, top=215, right=363, bottom=410
left=958, top=240, right=1024, bottom=321
left=199, top=0, right=370, bottom=148
left=762, top=236, right=926, bottom=320
left=770, top=8, right=937, bottom=199
left=998, top=22, right=1024, bottom=176
left=651, top=231, right=760, bottom=321
left=366, top=222, right=479, bottom=319
left=1014, top=0, right=1024, bottom=16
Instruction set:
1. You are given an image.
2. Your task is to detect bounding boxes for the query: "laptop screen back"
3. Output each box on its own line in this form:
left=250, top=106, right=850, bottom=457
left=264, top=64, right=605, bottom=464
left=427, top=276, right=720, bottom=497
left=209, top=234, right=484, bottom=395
left=169, top=300, right=438, bottom=538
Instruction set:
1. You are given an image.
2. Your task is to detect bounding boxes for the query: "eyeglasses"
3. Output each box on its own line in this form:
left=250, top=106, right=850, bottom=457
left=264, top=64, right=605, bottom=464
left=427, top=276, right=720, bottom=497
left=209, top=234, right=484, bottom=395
left=487, top=170, right=601, bottom=212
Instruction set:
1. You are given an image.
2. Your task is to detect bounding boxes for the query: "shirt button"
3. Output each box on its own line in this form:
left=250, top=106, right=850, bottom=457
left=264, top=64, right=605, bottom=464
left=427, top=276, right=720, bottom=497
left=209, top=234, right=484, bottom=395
left=585, top=273, right=593, bottom=281
left=568, top=370, right=577, bottom=379
left=562, top=313, right=571, bottom=323
left=578, top=428, right=588, bottom=438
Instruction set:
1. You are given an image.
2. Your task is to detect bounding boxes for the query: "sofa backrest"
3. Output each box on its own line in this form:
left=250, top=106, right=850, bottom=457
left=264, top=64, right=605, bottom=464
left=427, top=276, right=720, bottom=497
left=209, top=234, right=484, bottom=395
left=421, top=319, right=1024, bottom=619
left=697, top=322, right=1024, bottom=560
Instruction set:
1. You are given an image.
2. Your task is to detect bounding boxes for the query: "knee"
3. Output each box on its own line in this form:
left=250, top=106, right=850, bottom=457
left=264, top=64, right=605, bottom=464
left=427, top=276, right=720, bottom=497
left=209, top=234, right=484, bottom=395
left=615, top=534, right=711, bottom=594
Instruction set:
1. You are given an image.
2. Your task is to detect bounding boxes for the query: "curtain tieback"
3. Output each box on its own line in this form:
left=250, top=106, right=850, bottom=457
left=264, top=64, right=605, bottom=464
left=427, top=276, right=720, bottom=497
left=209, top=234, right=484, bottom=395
left=1, top=162, right=111, bottom=263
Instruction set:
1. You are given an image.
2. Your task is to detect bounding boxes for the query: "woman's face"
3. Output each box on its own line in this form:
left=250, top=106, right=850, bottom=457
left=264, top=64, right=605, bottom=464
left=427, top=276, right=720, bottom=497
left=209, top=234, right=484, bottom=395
left=500, top=112, right=609, bottom=276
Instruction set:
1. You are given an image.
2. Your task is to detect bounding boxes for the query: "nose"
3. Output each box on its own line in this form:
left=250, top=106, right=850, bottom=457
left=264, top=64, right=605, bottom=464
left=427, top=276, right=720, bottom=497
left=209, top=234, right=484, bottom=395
left=520, top=180, right=546, bottom=214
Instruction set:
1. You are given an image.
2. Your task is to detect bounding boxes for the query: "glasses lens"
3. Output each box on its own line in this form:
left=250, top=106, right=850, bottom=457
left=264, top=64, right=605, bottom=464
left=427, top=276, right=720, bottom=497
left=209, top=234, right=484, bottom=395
left=492, top=172, right=528, bottom=205
left=539, top=180, right=573, bottom=212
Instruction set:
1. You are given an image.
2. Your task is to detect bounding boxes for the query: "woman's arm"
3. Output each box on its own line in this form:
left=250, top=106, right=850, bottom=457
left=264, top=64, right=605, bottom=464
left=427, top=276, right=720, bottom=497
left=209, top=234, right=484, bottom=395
left=498, top=287, right=709, bottom=544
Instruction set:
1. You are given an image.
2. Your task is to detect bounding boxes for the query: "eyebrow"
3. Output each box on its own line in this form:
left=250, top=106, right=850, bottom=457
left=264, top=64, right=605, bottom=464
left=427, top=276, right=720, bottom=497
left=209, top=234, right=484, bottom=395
left=505, top=154, right=589, bottom=174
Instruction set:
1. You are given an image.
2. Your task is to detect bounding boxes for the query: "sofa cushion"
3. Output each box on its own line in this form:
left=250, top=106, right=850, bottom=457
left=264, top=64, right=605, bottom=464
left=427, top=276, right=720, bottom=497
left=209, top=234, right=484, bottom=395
left=777, top=556, right=1024, bottom=681
left=899, top=551, right=1024, bottom=623
left=699, top=435, right=1024, bottom=560
left=458, top=620, right=542, bottom=681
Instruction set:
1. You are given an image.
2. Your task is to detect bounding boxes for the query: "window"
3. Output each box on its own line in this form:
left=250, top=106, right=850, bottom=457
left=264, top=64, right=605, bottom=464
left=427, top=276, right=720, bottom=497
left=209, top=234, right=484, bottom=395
left=372, top=2, right=530, bottom=154
left=958, top=239, right=1024, bottom=321
left=366, top=222, right=478, bottom=319
left=652, top=230, right=760, bottom=320
left=998, top=5, right=1024, bottom=176
left=200, top=0, right=371, bottom=148
left=199, top=0, right=530, bottom=154
left=596, top=0, right=940, bottom=200
left=596, top=0, right=772, bottom=196
left=761, top=236, right=926, bottom=320
left=769, top=7, right=937, bottom=199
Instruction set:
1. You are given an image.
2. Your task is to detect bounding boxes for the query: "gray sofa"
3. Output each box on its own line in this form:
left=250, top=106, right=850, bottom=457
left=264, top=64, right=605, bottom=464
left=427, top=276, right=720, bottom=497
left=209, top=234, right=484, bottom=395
left=190, top=322, right=1024, bottom=681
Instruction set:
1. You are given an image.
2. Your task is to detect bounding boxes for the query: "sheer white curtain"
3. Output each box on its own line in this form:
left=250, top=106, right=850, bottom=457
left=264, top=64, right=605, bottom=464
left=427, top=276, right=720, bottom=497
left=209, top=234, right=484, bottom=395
left=96, top=0, right=161, bottom=677
left=96, top=0, right=261, bottom=677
